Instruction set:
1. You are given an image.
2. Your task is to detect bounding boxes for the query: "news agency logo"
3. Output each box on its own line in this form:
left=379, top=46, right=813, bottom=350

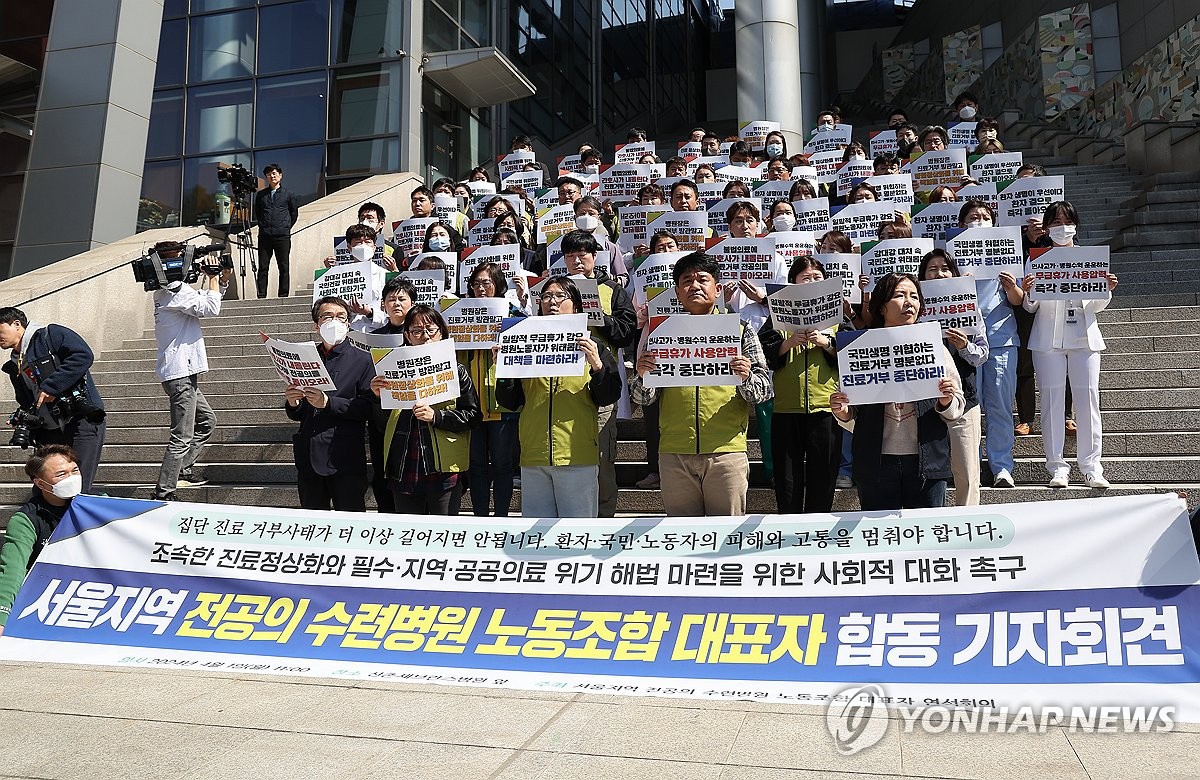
left=826, top=683, right=889, bottom=755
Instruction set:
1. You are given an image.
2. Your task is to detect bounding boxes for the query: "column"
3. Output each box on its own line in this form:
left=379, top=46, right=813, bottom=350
left=398, top=0, right=424, bottom=176
left=734, top=0, right=804, bottom=153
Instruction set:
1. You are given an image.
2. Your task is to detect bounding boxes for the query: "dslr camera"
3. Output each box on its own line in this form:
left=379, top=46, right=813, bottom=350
left=131, top=240, right=231, bottom=291
left=8, top=354, right=106, bottom=448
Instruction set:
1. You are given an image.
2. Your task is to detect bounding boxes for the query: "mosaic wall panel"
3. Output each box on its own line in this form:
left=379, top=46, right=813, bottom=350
left=972, top=21, right=1043, bottom=119
left=943, top=26, right=983, bottom=104
left=1040, top=3, right=1094, bottom=118
left=882, top=43, right=915, bottom=102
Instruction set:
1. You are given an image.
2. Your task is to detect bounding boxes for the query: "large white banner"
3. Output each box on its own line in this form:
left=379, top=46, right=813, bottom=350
left=643, top=313, right=742, bottom=388
left=836, top=322, right=947, bottom=405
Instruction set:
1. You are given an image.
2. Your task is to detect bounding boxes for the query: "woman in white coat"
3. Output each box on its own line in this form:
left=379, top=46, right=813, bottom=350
left=1021, top=201, right=1119, bottom=489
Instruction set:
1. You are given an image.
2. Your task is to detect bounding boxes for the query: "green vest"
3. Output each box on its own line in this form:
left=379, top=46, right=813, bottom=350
left=463, top=349, right=512, bottom=421
left=772, top=331, right=839, bottom=414
left=658, top=383, right=749, bottom=454
left=517, top=365, right=599, bottom=467
left=383, top=398, right=471, bottom=473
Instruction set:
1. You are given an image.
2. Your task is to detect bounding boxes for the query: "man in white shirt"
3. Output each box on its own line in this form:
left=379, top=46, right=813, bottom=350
left=151, top=242, right=232, bottom=500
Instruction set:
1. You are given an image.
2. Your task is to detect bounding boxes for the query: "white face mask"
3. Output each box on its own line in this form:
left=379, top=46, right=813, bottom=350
left=967, top=217, right=992, bottom=228
left=575, top=214, right=600, bottom=231
left=772, top=213, right=796, bottom=231
left=983, top=129, right=998, bottom=140
left=583, top=164, right=599, bottom=174
left=959, top=105, right=978, bottom=120
left=1048, top=224, right=1077, bottom=245
left=351, top=243, right=374, bottom=263
left=428, top=235, right=451, bottom=252
left=319, top=319, right=349, bottom=345
left=47, top=473, right=82, bottom=500
left=359, top=219, right=378, bottom=230
left=765, top=143, right=784, bottom=158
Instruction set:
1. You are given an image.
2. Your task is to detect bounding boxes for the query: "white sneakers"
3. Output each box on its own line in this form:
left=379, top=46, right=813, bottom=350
left=1048, top=471, right=1070, bottom=488
left=1084, top=473, right=1111, bottom=489
left=835, top=475, right=855, bottom=489
left=992, top=470, right=1015, bottom=488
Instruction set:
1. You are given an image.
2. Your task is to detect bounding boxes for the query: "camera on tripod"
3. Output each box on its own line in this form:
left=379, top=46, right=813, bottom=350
left=131, top=240, right=231, bottom=291
left=216, top=162, right=257, bottom=197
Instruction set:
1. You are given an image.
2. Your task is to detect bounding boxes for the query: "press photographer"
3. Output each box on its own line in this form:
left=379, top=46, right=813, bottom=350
left=0, top=307, right=106, bottom=492
left=143, top=240, right=232, bottom=500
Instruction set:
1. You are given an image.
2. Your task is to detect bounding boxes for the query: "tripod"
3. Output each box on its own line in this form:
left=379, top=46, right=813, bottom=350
left=225, top=188, right=257, bottom=300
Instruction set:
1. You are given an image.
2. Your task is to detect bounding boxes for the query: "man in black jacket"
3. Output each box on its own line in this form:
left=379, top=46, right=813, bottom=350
left=285, top=297, right=374, bottom=511
left=253, top=163, right=298, bottom=298
left=0, top=307, right=106, bottom=491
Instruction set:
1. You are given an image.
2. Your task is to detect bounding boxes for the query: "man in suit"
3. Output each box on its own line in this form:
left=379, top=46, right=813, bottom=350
left=253, top=163, right=298, bottom=298
left=285, top=297, right=374, bottom=511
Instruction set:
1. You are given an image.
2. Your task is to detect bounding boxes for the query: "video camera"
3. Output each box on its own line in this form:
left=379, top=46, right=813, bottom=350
left=131, top=240, right=232, bottom=291
left=216, top=162, right=257, bottom=196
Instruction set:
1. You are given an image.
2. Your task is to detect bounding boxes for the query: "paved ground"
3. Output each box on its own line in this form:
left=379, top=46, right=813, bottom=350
left=1, top=662, right=1198, bottom=779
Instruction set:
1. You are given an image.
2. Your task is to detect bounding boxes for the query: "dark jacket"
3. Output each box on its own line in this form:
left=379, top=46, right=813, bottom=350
left=254, top=186, right=298, bottom=237
left=851, top=398, right=953, bottom=482
left=382, top=362, right=481, bottom=479
left=0, top=490, right=69, bottom=627
left=591, top=268, right=638, bottom=350
left=2, top=324, right=104, bottom=421
left=286, top=339, right=375, bottom=477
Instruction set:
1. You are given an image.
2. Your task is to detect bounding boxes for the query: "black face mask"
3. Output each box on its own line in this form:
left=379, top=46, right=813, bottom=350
left=897, top=140, right=917, bottom=157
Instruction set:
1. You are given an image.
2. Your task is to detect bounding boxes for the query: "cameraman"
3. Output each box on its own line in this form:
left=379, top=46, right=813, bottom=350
left=151, top=241, right=232, bottom=500
left=0, top=307, right=105, bottom=491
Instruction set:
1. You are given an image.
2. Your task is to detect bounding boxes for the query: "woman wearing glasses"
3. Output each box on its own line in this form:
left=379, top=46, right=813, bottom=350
left=371, top=305, right=480, bottom=515
left=496, top=276, right=622, bottom=517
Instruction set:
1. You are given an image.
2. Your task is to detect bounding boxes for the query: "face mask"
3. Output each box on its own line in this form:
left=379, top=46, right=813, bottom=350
left=772, top=214, right=796, bottom=232
left=765, top=143, right=784, bottom=158
left=47, top=473, right=82, bottom=500
left=959, top=105, right=977, bottom=120
left=819, top=121, right=834, bottom=130
left=983, top=130, right=997, bottom=140
left=583, top=164, right=599, bottom=174
left=853, top=153, right=866, bottom=161
left=575, top=214, right=600, bottom=231
left=351, top=244, right=374, bottom=263
left=967, top=218, right=992, bottom=228
left=359, top=219, right=378, bottom=230
left=319, top=320, right=349, bottom=345
left=1048, top=224, right=1077, bottom=245
left=428, top=235, right=451, bottom=252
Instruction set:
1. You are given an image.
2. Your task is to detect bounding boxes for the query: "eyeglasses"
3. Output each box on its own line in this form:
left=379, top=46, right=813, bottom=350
left=470, top=279, right=496, bottom=289
left=541, top=292, right=570, bottom=303
left=406, top=325, right=440, bottom=337
left=317, top=313, right=349, bottom=323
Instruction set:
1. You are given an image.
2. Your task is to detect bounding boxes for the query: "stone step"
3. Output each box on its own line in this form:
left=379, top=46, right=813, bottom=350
left=1108, top=293, right=1200, bottom=309
left=0, top=442, right=294, bottom=464
left=1110, top=230, right=1200, bottom=250
left=1098, top=306, right=1200, bottom=322
left=1103, top=334, right=1200, bottom=353
left=116, top=330, right=314, bottom=353
left=102, top=393, right=284, bottom=413
left=1098, top=318, right=1200, bottom=337
left=101, top=409, right=292, bottom=427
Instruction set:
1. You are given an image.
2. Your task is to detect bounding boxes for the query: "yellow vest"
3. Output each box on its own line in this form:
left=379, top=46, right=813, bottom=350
left=771, top=331, right=839, bottom=414
left=383, top=399, right=471, bottom=473
left=516, top=366, right=599, bottom=467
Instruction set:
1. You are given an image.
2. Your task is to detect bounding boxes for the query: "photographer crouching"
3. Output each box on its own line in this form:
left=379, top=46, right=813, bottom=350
left=146, top=240, right=232, bottom=500
left=0, top=308, right=106, bottom=492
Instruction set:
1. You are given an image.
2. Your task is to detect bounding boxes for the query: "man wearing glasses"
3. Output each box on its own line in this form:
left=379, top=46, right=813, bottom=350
left=284, top=297, right=375, bottom=511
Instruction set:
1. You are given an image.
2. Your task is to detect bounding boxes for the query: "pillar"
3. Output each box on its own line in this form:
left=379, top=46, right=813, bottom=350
left=734, top=0, right=804, bottom=153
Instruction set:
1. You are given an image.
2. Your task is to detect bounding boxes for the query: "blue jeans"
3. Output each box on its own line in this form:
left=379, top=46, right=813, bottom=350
left=856, top=454, right=947, bottom=510
left=979, top=345, right=1017, bottom=476
left=469, top=417, right=516, bottom=516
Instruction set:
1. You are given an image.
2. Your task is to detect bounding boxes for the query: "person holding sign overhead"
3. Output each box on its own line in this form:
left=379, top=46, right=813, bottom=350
left=285, top=297, right=375, bottom=512
left=371, top=306, right=479, bottom=515
left=495, top=277, right=622, bottom=518
left=1021, top=201, right=1119, bottom=490
left=630, top=252, right=773, bottom=516
left=829, top=273, right=965, bottom=510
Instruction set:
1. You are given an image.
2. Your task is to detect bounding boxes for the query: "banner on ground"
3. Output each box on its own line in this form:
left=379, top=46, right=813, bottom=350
left=495, top=314, right=588, bottom=378
left=371, top=340, right=460, bottom=410
left=262, top=336, right=336, bottom=390
left=3, top=493, right=1198, bottom=719
left=1027, top=246, right=1111, bottom=301
left=945, top=226, right=1024, bottom=279
left=918, top=276, right=985, bottom=336
left=836, top=322, right=947, bottom=405
left=767, top=278, right=844, bottom=333
left=439, top=297, right=509, bottom=349
left=997, top=176, right=1066, bottom=227
left=643, top=313, right=741, bottom=388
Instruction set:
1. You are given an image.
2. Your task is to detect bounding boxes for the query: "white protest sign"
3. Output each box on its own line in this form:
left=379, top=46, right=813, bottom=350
left=501, top=169, right=544, bottom=192
left=643, top=314, right=742, bottom=388
left=599, top=164, right=661, bottom=201
left=910, top=202, right=963, bottom=240
left=750, top=180, right=794, bottom=204
left=955, top=181, right=999, bottom=211
left=646, top=209, right=708, bottom=251
left=997, top=176, right=1066, bottom=227
left=263, top=337, right=336, bottom=391
left=908, top=148, right=968, bottom=192
left=790, top=166, right=820, bottom=191
left=687, top=154, right=728, bottom=175
left=313, top=260, right=375, bottom=304
left=706, top=236, right=785, bottom=283
left=948, top=121, right=978, bottom=148
left=465, top=180, right=497, bottom=197
left=804, top=124, right=853, bottom=154
left=739, top=120, right=779, bottom=151
left=392, top=217, right=439, bottom=257
left=870, top=130, right=899, bottom=158
left=536, top=203, right=577, bottom=243
left=697, top=182, right=724, bottom=200
left=836, top=322, right=948, bottom=405
left=705, top=197, right=762, bottom=235
left=433, top=194, right=460, bottom=224
left=532, top=187, right=559, bottom=213
left=714, top=164, right=763, bottom=183
left=815, top=252, right=863, bottom=305
left=617, top=204, right=658, bottom=252
left=969, top=152, right=1024, bottom=183
left=946, top=226, right=1024, bottom=279
left=496, top=150, right=536, bottom=179
left=1027, top=246, right=1111, bottom=301
left=469, top=193, right=523, bottom=220
left=398, top=269, right=446, bottom=306
left=808, top=150, right=843, bottom=183
left=458, top=244, right=521, bottom=295
left=467, top=217, right=496, bottom=246
left=677, top=141, right=702, bottom=159
left=408, top=252, right=457, bottom=294
left=918, top=276, right=985, bottom=336
left=439, top=297, right=509, bottom=349
left=557, top=153, right=583, bottom=173
left=859, top=238, right=934, bottom=290
left=631, top=251, right=687, bottom=305
left=830, top=201, right=905, bottom=245
left=346, top=330, right=405, bottom=350
left=771, top=230, right=818, bottom=265
left=547, top=244, right=610, bottom=278
left=865, top=173, right=915, bottom=205
left=767, top=277, right=845, bottom=333
left=496, top=314, right=588, bottom=378
left=836, top=159, right=875, bottom=197
left=645, top=286, right=687, bottom=317
left=371, top=339, right=460, bottom=410
left=793, top=197, right=832, bottom=233
left=614, top=140, right=656, bottom=165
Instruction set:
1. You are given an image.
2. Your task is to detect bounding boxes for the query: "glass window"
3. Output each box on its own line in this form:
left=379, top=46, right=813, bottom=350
left=190, top=0, right=253, bottom=12
left=331, top=0, right=403, bottom=64
left=0, top=174, right=22, bottom=240
left=186, top=80, right=253, bottom=154
left=256, top=72, right=326, bottom=146
left=155, top=19, right=187, bottom=87
left=462, top=0, right=489, bottom=45
left=258, top=0, right=329, bottom=73
left=138, top=161, right=183, bottom=231
left=255, top=145, right=324, bottom=207
left=147, top=89, right=185, bottom=158
left=188, top=10, right=255, bottom=83
left=183, top=152, right=253, bottom=226
left=0, top=133, right=29, bottom=176
left=329, top=64, right=400, bottom=138
left=329, top=138, right=398, bottom=176
left=424, top=0, right=459, bottom=52
left=163, top=0, right=187, bottom=18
